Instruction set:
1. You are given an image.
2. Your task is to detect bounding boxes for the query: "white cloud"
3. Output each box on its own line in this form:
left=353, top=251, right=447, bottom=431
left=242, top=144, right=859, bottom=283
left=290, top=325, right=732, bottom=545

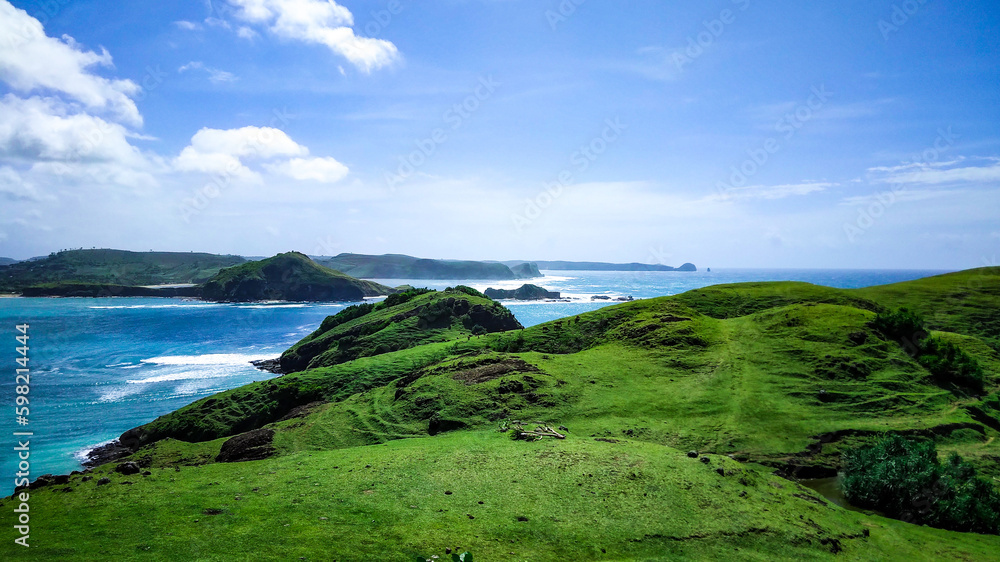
left=173, top=126, right=310, bottom=182
left=0, top=166, right=42, bottom=201
left=265, top=156, right=349, bottom=183
left=236, top=26, right=258, bottom=39
left=178, top=61, right=238, bottom=83
left=0, top=95, right=146, bottom=167
left=0, top=1, right=142, bottom=126
left=174, top=20, right=202, bottom=30
left=711, top=182, right=833, bottom=202
left=870, top=161, right=1000, bottom=186
left=224, top=0, right=399, bottom=72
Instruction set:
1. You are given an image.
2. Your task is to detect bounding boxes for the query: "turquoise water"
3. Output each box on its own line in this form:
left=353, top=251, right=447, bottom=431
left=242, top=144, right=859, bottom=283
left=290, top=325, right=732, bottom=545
left=0, top=268, right=949, bottom=493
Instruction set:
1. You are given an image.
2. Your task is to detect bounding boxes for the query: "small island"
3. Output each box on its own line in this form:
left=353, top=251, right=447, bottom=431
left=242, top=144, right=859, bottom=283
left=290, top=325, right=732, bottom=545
left=484, top=284, right=561, bottom=300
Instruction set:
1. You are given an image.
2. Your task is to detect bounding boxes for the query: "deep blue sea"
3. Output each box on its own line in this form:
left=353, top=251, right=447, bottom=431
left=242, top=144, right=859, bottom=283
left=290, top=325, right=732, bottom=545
left=0, top=269, right=950, bottom=494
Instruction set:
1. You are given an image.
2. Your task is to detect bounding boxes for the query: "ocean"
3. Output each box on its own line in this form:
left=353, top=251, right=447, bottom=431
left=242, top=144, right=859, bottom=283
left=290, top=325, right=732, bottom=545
left=0, top=268, right=950, bottom=494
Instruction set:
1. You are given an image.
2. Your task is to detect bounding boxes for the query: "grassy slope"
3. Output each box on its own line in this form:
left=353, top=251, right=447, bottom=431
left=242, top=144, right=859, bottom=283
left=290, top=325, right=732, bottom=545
left=853, top=267, right=1000, bottom=351
left=6, top=269, right=1000, bottom=560
left=279, top=287, right=520, bottom=372
left=9, top=432, right=1000, bottom=561
left=0, top=249, right=245, bottom=290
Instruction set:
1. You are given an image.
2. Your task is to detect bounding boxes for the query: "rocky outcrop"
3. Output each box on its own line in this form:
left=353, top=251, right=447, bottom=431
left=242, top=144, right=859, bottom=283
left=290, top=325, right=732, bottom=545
left=485, top=284, right=560, bottom=300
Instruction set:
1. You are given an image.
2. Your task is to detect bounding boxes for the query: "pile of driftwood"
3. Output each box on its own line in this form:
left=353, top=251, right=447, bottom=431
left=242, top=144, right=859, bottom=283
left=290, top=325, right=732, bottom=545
left=501, top=419, right=566, bottom=440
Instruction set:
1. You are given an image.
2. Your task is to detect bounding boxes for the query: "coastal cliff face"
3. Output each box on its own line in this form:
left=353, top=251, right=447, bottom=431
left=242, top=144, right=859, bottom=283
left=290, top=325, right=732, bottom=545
left=200, top=252, right=392, bottom=302
left=484, top=284, right=560, bottom=300
left=510, top=262, right=542, bottom=278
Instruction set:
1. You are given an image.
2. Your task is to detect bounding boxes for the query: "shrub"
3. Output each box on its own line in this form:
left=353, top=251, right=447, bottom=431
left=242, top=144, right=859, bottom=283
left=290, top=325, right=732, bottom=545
left=843, top=435, right=1000, bottom=535
left=318, top=303, right=375, bottom=332
left=380, top=288, right=433, bottom=309
left=870, top=308, right=986, bottom=391
left=447, top=285, right=486, bottom=299
left=471, top=324, right=487, bottom=336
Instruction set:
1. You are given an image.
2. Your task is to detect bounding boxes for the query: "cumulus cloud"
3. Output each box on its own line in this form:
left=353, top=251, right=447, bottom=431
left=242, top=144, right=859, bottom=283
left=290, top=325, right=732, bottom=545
left=223, top=0, right=399, bottom=72
left=0, top=95, right=146, bottom=167
left=265, top=156, right=349, bottom=183
left=0, top=1, right=142, bottom=126
left=173, top=126, right=311, bottom=182
left=178, top=61, right=238, bottom=83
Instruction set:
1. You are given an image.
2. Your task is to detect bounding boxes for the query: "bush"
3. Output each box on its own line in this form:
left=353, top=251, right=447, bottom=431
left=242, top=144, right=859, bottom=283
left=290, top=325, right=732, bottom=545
left=318, top=303, right=375, bottom=332
left=843, top=435, right=1000, bottom=534
left=870, top=308, right=985, bottom=391
left=447, top=285, right=486, bottom=299
left=870, top=307, right=927, bottom=347
left=471, top=324, right=487, bottom=336
left=919, top=336, right=986, bottom=389
left=380, top=288, right=433, bottom=309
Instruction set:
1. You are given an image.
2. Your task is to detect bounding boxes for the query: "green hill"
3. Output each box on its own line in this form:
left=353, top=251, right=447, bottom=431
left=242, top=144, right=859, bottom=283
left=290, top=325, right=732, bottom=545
left=315, top=253, right=535, bottom=280
left=5, top=270, right=1000, bottom=560
left=0, top=249, right=245, bottom=292
left=852, top=267, right=1000, bottom=352
left=200, top=252, right=394, bottom=303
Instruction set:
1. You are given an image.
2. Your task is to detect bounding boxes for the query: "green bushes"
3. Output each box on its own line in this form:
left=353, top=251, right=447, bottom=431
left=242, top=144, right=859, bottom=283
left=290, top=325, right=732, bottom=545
left=318, top=303, right=375, bottom=332
left=380, top=288, right=433, bottom=309
left=843, top=435, right=1000, bottom=535
left=447, top=285, right=486, bottom=299
left=870, top=308, right=986, bottom=391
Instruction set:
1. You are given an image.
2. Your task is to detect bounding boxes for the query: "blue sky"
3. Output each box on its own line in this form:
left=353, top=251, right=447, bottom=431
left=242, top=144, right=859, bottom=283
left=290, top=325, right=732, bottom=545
left=0, top=0, right=997, bottom=269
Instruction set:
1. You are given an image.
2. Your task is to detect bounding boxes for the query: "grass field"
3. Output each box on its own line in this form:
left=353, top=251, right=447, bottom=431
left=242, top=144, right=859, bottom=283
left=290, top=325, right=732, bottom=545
left=4, top=268, right=999, bottom=560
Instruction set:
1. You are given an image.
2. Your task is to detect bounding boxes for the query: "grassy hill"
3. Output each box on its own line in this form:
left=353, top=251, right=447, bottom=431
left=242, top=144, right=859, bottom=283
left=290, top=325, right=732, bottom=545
left=315, top=253, right=536, bottom=280
left=5, top=270, right=1000, bottom=560
left=0, top=249, right=245, bottom=292
left=200, top=252, right=394, bottom=303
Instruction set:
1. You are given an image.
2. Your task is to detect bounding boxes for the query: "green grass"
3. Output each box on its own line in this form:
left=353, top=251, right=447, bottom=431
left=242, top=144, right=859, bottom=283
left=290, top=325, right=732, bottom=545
left=8, top=268, right=1000, bottom=559
left=6, top=431, right=1000, bottom=561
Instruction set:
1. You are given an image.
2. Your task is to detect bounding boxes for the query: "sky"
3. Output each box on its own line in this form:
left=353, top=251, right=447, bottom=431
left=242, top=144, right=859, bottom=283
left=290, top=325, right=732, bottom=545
left=0, top=0, right=998, bottom=269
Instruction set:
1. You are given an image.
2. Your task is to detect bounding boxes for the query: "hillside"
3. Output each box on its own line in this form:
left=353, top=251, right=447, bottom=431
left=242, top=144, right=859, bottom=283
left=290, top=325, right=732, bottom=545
left=315, top=253, right=538, bottom=280
left=0, top=257, right=17, bottom=266
left=0, top=249, right=245, bottom=292
left=5, top=269, right=1000, bottom=560
left=852, top=267, right=1000, bottom=352
left=200, top=252, right=394, bottom=303
left=504, top=260, right=697, bottom=272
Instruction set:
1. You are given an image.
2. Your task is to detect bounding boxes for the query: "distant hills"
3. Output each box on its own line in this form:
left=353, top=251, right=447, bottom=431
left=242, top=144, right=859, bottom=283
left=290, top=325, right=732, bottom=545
left=0, top=249, right=245, bottom=292
left=0, top=248, right=697, bottom=297
left=502, top=260, right=697, bottom=272
left=201, top=252, right=392, bottom=302
left=313, top=253, right=539, bottom=280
